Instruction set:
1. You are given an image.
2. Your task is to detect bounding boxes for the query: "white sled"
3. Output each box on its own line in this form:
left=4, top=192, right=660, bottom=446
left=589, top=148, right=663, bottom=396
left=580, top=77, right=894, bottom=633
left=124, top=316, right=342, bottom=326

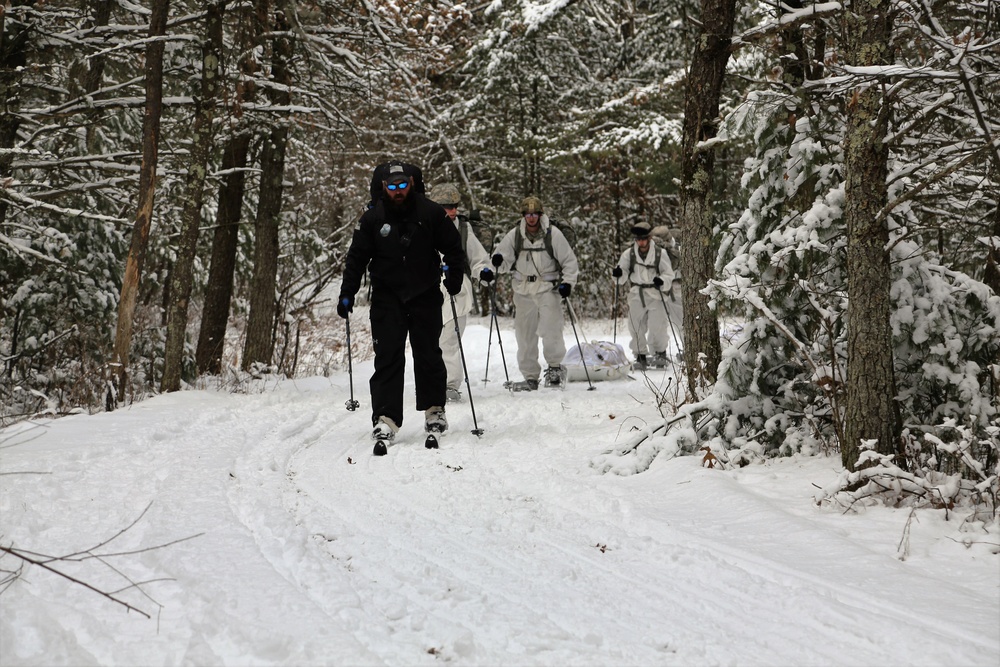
left=562, top=341, right=632, bottom=383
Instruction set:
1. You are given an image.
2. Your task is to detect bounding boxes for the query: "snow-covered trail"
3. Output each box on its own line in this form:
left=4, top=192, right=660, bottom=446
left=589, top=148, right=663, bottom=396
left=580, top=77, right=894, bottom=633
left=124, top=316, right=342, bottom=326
left=2, top=320, right=998, bottom=666
left=221, top=322, right=996, bottom=666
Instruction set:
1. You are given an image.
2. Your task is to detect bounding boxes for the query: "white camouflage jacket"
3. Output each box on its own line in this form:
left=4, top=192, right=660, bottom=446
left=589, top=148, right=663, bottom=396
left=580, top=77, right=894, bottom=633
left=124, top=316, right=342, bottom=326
left=613, top=240, right=675, bottom=291
left=441, top=215, right=491, bottom=321
left=492, top=214, right=579, bottom=296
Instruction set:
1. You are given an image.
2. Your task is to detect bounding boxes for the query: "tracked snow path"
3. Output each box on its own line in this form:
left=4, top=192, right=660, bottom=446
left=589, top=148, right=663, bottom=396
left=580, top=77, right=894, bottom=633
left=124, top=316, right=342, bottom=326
left=3, top=322, right=996, bottom=665
left=220, top=324, right=999, bottom=666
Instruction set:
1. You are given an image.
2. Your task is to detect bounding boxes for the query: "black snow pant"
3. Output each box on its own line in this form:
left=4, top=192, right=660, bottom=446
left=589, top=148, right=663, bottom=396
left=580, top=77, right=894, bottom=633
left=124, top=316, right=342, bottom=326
left=369, top=286, right=447, bottom=429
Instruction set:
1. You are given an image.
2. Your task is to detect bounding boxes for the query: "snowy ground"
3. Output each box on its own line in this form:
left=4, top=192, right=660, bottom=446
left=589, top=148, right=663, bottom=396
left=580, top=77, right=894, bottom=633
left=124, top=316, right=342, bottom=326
left=1, top=314, right=998, bottom=666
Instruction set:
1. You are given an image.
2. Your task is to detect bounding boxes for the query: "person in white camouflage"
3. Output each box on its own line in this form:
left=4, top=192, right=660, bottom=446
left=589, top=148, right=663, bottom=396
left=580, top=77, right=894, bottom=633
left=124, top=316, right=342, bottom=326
left=611, top=221, right=675, bottom=369
left=429, top=183, right=491, bottom=402
left=487, top=196, right=579, bottom=391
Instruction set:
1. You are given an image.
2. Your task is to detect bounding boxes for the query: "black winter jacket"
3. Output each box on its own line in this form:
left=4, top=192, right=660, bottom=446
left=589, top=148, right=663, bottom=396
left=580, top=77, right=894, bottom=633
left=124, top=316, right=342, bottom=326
left=340, top=193, right=465, bottom=303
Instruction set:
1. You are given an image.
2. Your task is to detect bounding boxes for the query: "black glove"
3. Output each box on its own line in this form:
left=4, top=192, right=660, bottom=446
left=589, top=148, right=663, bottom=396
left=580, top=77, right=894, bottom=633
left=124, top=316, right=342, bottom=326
left=653, top=276, right=664, bottom=288
left=557, top=283, right=572, bottom=298
left=468, top=209, right=482, bottom=222
left=444, top=267, right=463, bottom=296
left=612, top=266, right=623, bottom=278
left=479, top=268, right=495, bottom=283
left=336, top=295, right=353, bottom=319
left=491, top=253, right=503, bottom=268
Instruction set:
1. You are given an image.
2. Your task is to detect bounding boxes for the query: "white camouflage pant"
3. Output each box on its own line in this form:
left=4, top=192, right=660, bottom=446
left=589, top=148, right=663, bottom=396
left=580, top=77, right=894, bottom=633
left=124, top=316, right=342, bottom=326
left=626, top=286, right=669, bottom=356
left=441, top=313, right=467, bottom=391
left=513, top=289, right=566, bottom=381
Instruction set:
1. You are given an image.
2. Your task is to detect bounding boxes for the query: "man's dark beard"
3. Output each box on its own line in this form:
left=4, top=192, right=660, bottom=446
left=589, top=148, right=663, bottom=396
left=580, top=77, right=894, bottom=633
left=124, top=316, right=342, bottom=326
left=386, top=192, right=413, bottom=211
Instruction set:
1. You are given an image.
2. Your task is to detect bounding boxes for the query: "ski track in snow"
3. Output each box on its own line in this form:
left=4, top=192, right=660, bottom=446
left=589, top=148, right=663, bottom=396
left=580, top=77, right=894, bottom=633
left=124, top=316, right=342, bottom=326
left=215, top=324, right=998, bottom=666
left=2, top=322, right=997, bottom=666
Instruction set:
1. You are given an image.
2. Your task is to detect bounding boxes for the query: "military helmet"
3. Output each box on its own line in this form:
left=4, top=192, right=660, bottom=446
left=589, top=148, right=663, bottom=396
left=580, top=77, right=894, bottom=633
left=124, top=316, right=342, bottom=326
left=521, top=196, right=544, bottom=215
left=430, top=183, right=461, bottom=206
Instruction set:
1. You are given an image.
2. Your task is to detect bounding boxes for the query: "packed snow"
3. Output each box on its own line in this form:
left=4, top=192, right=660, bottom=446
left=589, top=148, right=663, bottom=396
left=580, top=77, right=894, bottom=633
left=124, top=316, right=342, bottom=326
left=2, top=314, right=998, bottom=666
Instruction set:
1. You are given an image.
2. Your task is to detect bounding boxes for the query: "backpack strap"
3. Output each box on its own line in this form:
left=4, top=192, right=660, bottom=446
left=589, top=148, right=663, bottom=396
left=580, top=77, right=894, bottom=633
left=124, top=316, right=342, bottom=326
left=458, top=216, right=472, bottom=277
left=628, top=245, right=661, bottom=284
left=544, top=228, right=560, bottom=272
left=372, top=199, right=386, bottom=228
left=513, top=225, right=561, bottom=274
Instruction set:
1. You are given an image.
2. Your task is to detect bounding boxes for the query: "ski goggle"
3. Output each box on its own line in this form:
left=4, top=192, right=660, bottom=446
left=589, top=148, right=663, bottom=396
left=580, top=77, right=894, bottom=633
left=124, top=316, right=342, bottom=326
left=523, top=211, right=540, bottom=217
left=386, top=180, right=409, bottom=191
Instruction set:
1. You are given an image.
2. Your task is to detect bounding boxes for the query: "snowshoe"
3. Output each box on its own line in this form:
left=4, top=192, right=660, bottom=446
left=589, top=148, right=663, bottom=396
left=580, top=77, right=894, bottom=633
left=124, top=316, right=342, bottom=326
left=507, top=379, right=539, bottom=392
left=446, top=387, right=463, bottom=403
left=543, top=366, right=566, bottom=388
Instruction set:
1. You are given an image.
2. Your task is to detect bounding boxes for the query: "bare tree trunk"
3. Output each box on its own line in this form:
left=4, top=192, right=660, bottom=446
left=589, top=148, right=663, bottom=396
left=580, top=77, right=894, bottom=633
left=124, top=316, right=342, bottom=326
left=194, top=135, right=252, bottom=375
left=0, top=1, right=32, bottom=363
left=242, top=1, right=294, bottom=371
left=161, top=1, right=224, bottom=392
left=677, top=0, right=735, bottom=397
left=240, top=130, right=286, bottom=371
left=110, top=0, right=170, bottom=407
left=194, top=0, right=262, bottom=376
left=841, top=0, right=901, bottom=471
left=984, top=208, right=1000, bottom=296
left=0, top=0, right=34, bottom=228
left=83, top=0, right=112, bottom=153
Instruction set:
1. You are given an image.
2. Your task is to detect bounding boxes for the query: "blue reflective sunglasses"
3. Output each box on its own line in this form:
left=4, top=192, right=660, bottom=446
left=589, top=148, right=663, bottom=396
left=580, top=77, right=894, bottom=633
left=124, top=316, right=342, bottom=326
left=386, top=180, right=410, bottom=191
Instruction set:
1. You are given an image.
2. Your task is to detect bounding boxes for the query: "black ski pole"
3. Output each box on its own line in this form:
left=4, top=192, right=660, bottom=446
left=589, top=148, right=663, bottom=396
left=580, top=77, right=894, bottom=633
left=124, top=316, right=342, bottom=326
left=446, top=287, right=485, bottom=436
left=483, top=295, right=495, bottom=383
left=657, top=286, right=683, bottom=356
left=656, top=287, right=683, bottom=375
left=488, top=282, right=511, bottom=387
left=343, top=299, right=360, bottom=411
left=564, top=297, right=596, bottom=391
left=612, top=278, right=619, bottom=345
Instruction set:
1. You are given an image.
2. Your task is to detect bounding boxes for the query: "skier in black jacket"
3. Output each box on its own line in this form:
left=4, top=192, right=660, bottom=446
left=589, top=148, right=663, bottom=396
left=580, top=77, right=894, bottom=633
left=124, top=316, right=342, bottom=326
left=338, top=162, right=465, bottom=445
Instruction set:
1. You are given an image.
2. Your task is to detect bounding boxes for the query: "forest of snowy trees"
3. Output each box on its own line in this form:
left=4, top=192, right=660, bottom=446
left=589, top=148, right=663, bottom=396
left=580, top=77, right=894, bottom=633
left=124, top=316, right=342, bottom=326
left=1, top=1, right=997, bottom=509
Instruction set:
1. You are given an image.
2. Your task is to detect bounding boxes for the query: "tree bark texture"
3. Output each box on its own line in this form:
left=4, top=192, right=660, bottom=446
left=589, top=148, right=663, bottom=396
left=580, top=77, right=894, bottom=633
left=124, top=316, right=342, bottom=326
left=241, top=128, right=287, bottom=371
left=678, top=0, right=735, bottom=397
left=841, top=0, right=901, bottom=470
left=161, top=1, right=224, bottom=392
left=194, top=133, right=251, bottom=375
left=194, top=0, right=262, bottom=376
left=111, top=0, right=169, bottom=406
left=0, top=0, right=34, bottom=228
left=984, top=207, right=1000, bottom=297
left=241, top=2, right=294, bottom=371
left=83, top=0, right=112, bottom=153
